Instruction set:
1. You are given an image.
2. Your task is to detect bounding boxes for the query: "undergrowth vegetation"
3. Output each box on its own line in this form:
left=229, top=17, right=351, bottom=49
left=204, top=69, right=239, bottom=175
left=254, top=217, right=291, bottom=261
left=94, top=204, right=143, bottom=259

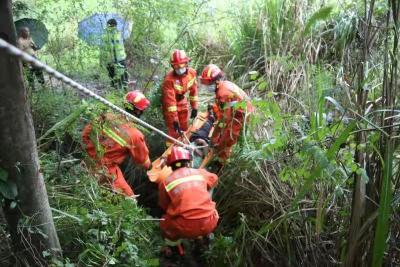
left=27, top=89, right=162, bottom=266
left=43, top=152, right=161, bottom=267
left=186, top=0, right=399, bottom=266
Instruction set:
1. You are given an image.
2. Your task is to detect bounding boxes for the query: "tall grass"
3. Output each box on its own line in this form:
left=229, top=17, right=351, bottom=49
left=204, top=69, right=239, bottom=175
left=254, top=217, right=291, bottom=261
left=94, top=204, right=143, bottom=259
left=207, top=0, right=400, bottom=266
left=370, top=1, right=399, bottom=266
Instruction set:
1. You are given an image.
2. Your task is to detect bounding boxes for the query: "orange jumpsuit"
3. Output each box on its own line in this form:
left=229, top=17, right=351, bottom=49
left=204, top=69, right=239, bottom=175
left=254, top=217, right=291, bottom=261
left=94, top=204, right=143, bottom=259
left=158, top=167, right=219, bottom=241
left=212, top=81, right=254, bottom=161
left=162, top=68, right=198, bottom=141
left=82, top=115, right=151, bottom=196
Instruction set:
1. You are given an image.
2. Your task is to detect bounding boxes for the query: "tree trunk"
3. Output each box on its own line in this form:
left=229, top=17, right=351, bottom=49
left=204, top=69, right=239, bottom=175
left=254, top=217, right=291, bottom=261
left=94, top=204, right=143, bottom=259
left=344, top=1, right=375, bottom=265
left=0, top=1, right=61, bottom=265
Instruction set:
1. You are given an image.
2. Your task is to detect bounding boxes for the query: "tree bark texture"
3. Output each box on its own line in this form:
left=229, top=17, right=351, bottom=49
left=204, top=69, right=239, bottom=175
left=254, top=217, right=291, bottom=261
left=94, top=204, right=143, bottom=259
left=344, top=1, right=374, bottom=264
left=0, top=1, right=61, bottom=265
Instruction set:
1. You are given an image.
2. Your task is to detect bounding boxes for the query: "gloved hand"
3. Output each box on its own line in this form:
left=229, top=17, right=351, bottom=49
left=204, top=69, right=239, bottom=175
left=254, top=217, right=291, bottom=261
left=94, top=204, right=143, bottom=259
left=173, top=121, right=181, bottom=134
left=190, top=109, right=198, bottom=119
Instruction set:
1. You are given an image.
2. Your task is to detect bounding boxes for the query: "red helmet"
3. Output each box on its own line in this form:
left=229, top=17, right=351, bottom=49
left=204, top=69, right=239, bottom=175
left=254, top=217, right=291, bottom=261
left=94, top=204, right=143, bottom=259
left=170, top=49, right=190, bottom=66
left=167, top=146, right=191, bottom=166
left=125, top=91, right=150, bottom=111
left=200, top=64, right=224, bottom=85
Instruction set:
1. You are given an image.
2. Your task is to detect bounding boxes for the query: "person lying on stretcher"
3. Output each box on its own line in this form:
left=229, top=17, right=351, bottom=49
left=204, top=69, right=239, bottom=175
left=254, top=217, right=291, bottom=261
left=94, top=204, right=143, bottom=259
left=147, top=108, right=216, bottom=184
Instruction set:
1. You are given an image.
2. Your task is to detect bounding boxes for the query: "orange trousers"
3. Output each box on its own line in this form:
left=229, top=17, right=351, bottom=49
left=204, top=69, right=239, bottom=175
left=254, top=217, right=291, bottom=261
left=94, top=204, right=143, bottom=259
left=213, top=110, right=245, bottom=161
left=101, top=164, right=134, bottom=196
left=160, top=211, right=219, bottom=241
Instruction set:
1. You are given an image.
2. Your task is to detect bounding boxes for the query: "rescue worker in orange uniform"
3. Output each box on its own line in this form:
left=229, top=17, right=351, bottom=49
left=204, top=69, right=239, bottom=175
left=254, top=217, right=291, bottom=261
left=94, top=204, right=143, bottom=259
left=161, top=50, right=198, bottom=145
left=82, top=91, right=151, bottom=197
left=158, top=146, right=219, bottom=255
left=200, top=64, right=254, bottom=162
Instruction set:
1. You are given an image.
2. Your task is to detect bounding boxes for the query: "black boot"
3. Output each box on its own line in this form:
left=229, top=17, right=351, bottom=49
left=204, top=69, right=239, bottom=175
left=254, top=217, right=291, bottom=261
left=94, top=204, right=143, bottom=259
left=160, top=245, right=184, bottom=267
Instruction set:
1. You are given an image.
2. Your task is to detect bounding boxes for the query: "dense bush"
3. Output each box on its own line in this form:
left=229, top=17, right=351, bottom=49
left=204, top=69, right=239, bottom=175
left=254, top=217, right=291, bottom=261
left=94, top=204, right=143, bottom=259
left=42, top=152, right=161, bottom=267
left=30, top=88, right=162, bottom=266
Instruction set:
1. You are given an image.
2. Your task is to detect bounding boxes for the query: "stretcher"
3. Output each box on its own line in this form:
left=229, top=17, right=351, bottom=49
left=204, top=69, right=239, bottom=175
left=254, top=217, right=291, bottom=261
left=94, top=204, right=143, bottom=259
left=147, top=112, right=214, bottom=184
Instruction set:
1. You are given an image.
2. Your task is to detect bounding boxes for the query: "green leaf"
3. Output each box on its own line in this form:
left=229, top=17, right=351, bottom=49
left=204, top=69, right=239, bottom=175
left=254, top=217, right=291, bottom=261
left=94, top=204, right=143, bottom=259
left=258, top=81, right=268, bottom=91
left=326, top=122, right=355, bottom=160
left=324, top=96, right=345, bottom=114
left=304, top=5, right=334, bottom=36
left=144, top=258, right=160, bottom=266
left=356, top=167, right=369, bottom=183
left=248, top=70, right=259, bottom=81
left=0, top=168, right=8, bottom=182
left=38, top=102, right=88, bottom=142
left=108, top=258, right=117, bottom=265
left=351, top=163, right=358, bottom=172
left=372, top=144, right=394, bottom=266
left=0, top=180, right=18, bottom=200
left=42, top=250, right=51, bottom=258
left=9, top=201, right=17, bottom=209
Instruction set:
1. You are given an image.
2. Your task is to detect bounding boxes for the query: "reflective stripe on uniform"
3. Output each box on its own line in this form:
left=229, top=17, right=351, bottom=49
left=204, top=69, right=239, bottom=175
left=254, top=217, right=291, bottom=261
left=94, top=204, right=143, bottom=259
left=134, top=95, right=144, bottom=103
left=103, top=127, right=128, bottom=147
left=100, top=29, right=126, bottom=64
left=218, top=122, right=226, bottom=128
left=165, top=175, right=204, bottom=192
left=187, top=78, right=196, bottom=88
left=174, top=84, right=183, bottom=91
left=167, top=105, right=177, bottom=112
left=189, top=96, right=198, bottom=101
left=207, top=67, right=213, bottom=77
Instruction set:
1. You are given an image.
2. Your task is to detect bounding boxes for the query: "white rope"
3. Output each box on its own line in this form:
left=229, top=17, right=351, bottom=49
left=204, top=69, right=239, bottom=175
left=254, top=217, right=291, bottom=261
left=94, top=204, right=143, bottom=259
left=0, top=38, right=194, bottom=149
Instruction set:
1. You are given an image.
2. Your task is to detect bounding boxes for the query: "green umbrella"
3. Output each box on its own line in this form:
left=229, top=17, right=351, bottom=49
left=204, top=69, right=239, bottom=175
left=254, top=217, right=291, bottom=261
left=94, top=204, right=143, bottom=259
left=14, top=18, right=48, bottom=49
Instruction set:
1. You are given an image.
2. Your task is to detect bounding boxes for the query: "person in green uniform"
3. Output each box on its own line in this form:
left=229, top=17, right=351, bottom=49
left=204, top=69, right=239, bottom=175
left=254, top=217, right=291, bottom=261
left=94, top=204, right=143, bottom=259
left=99, top=19, right=128, bottom=90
